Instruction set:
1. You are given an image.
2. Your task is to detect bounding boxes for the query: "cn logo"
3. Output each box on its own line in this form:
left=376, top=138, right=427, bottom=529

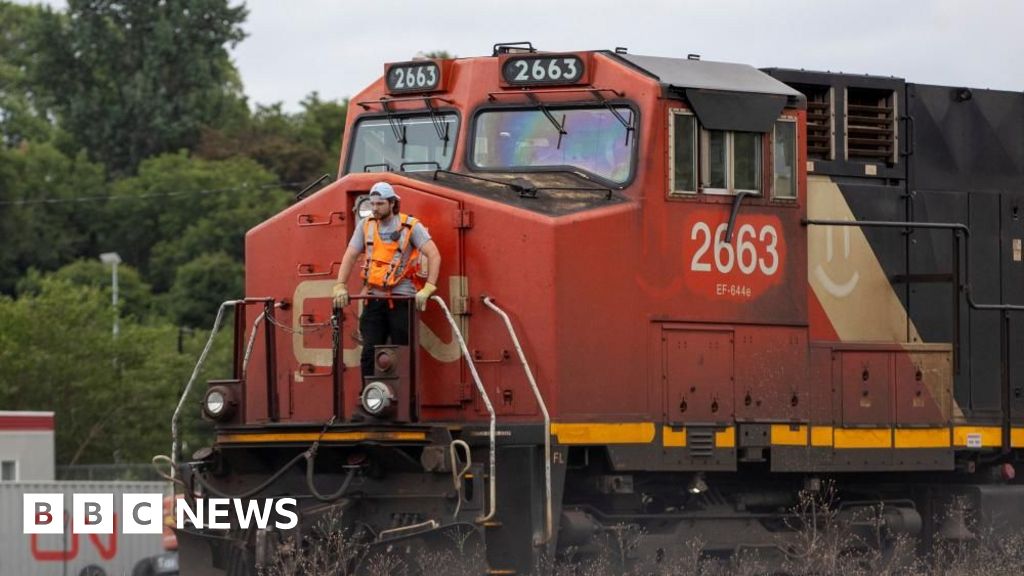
left=30, top=513, right=119, bottom=561
left=814, top=225, right=860, bottom=298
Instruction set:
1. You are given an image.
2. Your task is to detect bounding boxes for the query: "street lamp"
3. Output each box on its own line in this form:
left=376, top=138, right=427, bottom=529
left=99, top=252, right=121, bottom=337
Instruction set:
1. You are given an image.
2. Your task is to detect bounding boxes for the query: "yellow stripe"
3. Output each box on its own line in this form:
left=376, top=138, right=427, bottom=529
left=953, top=426, right=1002, bottom=448
left=218, top=431, right=427, bottom=443
left=662, top=426, right=686, bottom=447
left=551, top=423, right=655, bottom=445
left=771, top=425, right=809, bottom=446
left=894, top=428, right=950, bottom=449
left=811, top=426, right=834, bottom=447
left=834, top=428, right=892, bottom=449
left=715, top=427, right=736, bottom=448
left=1013, top=428, right=1024, bottom=448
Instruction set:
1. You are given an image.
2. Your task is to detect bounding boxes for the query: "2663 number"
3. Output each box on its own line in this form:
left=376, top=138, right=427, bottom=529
left=389, top=63, right=439, bottom=91
left=503, top=56, right=584, bottom=85
left=690, top=222, right=779, bottom=276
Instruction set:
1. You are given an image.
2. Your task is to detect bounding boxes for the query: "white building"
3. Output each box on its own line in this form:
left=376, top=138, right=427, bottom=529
left=0, top=411, right=55, bottom=481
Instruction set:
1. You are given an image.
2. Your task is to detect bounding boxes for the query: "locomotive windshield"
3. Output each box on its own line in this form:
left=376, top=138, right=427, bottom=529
left=346, top=113, right=459, bottom=173
left=472, top=106, right=635, bottom=183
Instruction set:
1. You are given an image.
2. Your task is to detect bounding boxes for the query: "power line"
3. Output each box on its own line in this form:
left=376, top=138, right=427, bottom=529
left=0, top=181, right=306, bottom=206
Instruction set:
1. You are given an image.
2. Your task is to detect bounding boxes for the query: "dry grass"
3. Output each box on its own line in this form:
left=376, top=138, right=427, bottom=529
left=253, top=491, right=1024, bottom=576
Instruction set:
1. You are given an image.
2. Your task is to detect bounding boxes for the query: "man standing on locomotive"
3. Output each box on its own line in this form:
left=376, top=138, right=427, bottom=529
left=333, top=182, right=441, bottom=379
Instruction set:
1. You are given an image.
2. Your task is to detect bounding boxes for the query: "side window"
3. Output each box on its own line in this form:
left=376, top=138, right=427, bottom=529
left=668, top=108, right=796, bottom=200
left=701, top=130, right=761, bottom=195
left=1, top=460, right=16, bottom=482
left=773, top=119, right=797, bottom=199
left=669, top=111, right=697, bottom=194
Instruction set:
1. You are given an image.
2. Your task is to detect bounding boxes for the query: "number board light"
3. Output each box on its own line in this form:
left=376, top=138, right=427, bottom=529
left=499, top=53, right=590, bottom=87
left=385, top=60, right=444, bottom=94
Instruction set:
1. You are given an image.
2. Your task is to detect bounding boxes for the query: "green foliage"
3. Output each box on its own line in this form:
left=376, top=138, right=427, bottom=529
left=31, top=0, right=249, bottom=175
left=16, top=259, right=155, bottom=321
left=101, top=152, right=286, bottom=293
left=0, top=2, right=54, bottom=146
left=0, top=142, right=107, bottom=293
left=196, top=93, right=348, bottom=183
left=0, top=277, right=229, bottom=464
left=168, top=252, right=244, bottom=327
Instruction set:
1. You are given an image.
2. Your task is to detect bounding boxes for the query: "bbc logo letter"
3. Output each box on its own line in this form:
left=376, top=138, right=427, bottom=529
left=122, top=493, right=163, bottom=534
left=24, top=493, right=162, bottom=535
left=23, top=493, right=63, bottom=534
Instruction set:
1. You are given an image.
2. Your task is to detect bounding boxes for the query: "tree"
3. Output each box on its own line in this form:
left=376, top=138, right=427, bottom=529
left=0, top=2, right=54, bottom=147
left=196, top=93, right=348, bottom=184
left=0, top=142, right=106, bottom=293
left=100, top=152, right=285, bottom=293
left=0, top=275, right=231, bottom=465
left=168, top=252, right=243, bottom=327
left=32, top=0, right=249, bottom=175
left=16, top=259, right=155, bottom=321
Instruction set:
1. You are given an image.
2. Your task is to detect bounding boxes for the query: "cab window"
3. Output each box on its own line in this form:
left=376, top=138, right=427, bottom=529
left=345, top=113, right=458, bottom=174
left=472, top=106, right=635, bottom=184
left=669, top=109, right=796, bottom=200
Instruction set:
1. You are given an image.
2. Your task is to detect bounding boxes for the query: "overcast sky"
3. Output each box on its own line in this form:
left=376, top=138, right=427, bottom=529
left=234, top=0, right=1024, bottom=110
left=21, top=0, right=1024, bottom=110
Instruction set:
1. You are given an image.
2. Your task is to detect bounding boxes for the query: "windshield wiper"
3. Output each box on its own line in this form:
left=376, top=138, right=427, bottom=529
left=591, top=89, right=634, bottom=146
left=526, top=93, right=567, bottom=149
left=425, top=99, right=450, bottom=155
left=380, top=99, right=407, bottom=154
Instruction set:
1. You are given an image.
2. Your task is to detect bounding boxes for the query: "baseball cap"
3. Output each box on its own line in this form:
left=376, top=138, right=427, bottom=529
left=369, top=182, right=400, bottom=201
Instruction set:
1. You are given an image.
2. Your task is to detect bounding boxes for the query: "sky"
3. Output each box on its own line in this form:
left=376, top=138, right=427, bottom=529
left=19, top=0, right=1024, bottom=111
left=232, top=0, right=1024, bottom=110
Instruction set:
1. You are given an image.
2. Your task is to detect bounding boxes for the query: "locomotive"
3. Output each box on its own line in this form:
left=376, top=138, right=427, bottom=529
left=174, top=43, right=1024, bottom=574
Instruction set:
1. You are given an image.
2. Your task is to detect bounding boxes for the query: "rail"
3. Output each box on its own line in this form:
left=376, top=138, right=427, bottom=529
left=171, top=299, right=242, bottom=480
left=482, top=296, right=552, bottom=545
left=431, top=294, right=498, bottom=523
left=802, top=217, right=1024, bottom=452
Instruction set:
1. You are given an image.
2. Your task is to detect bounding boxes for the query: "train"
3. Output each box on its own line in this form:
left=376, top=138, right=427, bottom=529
left=173, top=43, right=1024, bottom=574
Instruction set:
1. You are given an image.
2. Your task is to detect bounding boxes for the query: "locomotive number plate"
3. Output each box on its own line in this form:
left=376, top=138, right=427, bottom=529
left=386, top=61, right=441, bottom=93
left=501, top=55, right=585, bottom=86
left=683, top=212, right=787, bottom=300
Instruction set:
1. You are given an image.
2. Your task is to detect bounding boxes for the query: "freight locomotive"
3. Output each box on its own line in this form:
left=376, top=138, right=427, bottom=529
left=173, top=43, right=1024, bottom=574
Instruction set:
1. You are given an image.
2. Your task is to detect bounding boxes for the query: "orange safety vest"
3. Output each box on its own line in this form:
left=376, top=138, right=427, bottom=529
left=360, top=213, right=423, bottom=290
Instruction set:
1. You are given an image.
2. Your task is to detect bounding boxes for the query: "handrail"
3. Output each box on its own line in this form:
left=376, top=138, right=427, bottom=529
left=241, top=311, right=267, bottom=380
left=431, top=295, right=497, bottom=523
left=482, top=296, right=552, bottom=545
left=171, top=299, right=242, bottom=480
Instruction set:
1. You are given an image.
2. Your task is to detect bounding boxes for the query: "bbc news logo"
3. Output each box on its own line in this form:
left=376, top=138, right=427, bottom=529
left=24, top=494, right=298, bottom=534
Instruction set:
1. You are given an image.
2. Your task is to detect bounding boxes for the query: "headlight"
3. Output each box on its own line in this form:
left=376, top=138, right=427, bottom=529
left=202, top=386, right=235, bottom=421
left=354, top=195, right=373, bottom=220
left=361, top=381, right=394, bottom=415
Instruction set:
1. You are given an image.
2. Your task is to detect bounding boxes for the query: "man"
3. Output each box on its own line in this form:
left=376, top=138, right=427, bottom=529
left=333, top=182, right=441, bottom=378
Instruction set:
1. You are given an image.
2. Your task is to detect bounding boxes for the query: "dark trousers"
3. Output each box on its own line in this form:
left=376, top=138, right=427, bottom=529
left=359, top=299, right=411, bottom=377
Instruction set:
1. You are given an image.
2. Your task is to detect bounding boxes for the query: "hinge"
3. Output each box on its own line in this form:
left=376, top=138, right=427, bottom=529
left=455, top=209, right=474, bottom=229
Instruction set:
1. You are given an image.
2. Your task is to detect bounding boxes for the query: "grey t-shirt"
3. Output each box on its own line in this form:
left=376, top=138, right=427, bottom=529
left=349, top=215, right=432, bottom=296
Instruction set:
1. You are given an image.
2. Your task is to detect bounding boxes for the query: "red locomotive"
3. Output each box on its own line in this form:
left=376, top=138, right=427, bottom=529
left=176, top=43, right=1024, bottom=574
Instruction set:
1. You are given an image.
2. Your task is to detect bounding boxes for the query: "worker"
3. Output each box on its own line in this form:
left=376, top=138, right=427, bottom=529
left=333, top=182, right=441, bottom=379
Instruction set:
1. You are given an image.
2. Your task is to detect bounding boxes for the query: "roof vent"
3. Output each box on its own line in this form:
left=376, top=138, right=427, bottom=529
left=614, top=46, right=628, bottom=54
left=687, top=53, right=701, bottom=61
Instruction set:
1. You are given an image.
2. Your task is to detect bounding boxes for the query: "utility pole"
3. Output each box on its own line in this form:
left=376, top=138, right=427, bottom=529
left=99, top=252, right=122, bottom=338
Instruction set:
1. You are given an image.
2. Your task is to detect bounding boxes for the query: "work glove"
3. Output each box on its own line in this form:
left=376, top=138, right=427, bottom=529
left=332, top=282, right=349, bottom=307
left=415, top=282, right=437, bottom=312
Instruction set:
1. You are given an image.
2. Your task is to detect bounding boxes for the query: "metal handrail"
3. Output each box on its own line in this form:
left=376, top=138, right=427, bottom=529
left=171, top=299, right=242, bottom=480
left=431, top=295, right=497, bottom=523
left=241, top=311, right=267, bottom=380
left=482, top=296, right=552, bottom=545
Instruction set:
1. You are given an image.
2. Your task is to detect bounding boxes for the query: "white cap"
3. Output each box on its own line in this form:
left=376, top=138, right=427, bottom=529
left=369, top=181, right=400, bottom=201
